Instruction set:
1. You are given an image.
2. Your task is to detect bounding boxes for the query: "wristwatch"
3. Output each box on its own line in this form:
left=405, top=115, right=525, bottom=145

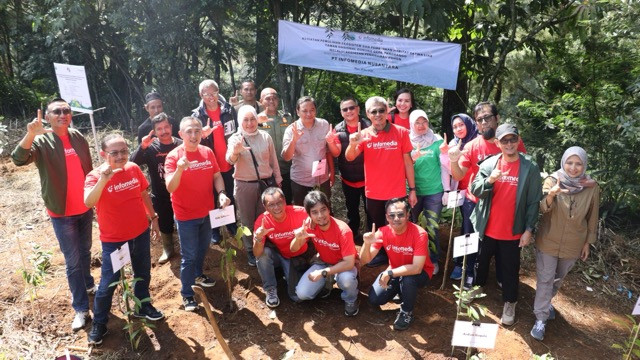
left=321, top=270, right=328, bottom=278
left=408, top=187, right=416, bottom=192
left=387, top=270, right=394, bottom=278
left=218, top=190, right=227, bottom=195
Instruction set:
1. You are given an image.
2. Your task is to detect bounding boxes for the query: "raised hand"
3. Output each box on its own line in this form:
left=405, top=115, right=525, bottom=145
left=291, top=122, right=304, bottom=143
left=448, top=138, right=467, bottom=163
left=202, top=118, right=214, bottom=138
left=325, top=123, right=338, bottom=144
left=177, top=156, right=197, bottom=171
left=488, top=168, right=508, bottom=184
left=254, top=217, right=275, bottom=243
left=26, top=109, right=53, bottom=136
left=439, top=133, right=449, bottom=154
left=411, top=142, right=425, bottom=161
left=98, top=164, right=123, bottom=182
left=141, top=129, right=155, bottom=149
left=294, top=218, right=316, bottom=241
left=257, top=111, right=269, bottom=124
left=233, top=136, right=251, bottom=155
left=229, top=90, right=239, bottom=106
left=548, top=183, right=569, bottom=197
left=348, top=122, right=363, bottom=145
left=363, top=223, right=382, bottom=246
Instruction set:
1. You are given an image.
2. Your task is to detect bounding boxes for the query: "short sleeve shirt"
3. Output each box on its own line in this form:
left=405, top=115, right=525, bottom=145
left=84, top=162, right=149, bottom=242
left=165, top=144, right=220, bottom=221
left=254, top=206, right=309, bottom=258
left=306, top=217, right=356, bottom=265
left=372, top=222, right=434, bottom=277
left=485, top=157, right=521, bottom=240
left=282, top=118, right=330, bottom=187
left=259, top=111, right=292, bottom=174
left=48, top=134, right=89, bottom=217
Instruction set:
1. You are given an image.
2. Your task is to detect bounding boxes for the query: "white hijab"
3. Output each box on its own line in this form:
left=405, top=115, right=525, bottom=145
left=237, top=105, right=259, bottom=137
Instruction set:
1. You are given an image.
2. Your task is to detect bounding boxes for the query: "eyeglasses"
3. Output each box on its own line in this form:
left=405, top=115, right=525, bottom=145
left=202, top=91, right=219, bottom=98
left=499, top=136, right=519, bottom=144
left=107, top=149, right=129, bottom=157
left=266, top=199, right=284, bottom=209
left=369, top=108, right=386, bottom=116
left=387, top=212, right=406, bottom=219
left=341, top=105, right=357, bottom=112
left=50, top=107, right=72, bottom=116
left=475, top=114, right=495, bottom=123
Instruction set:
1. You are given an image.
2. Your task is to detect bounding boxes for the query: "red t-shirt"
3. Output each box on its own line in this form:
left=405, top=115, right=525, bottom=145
left=341, top=124, right=365, bottom=188
left=459, top=136, right=526, bottom=203
left=165, top=144, right=220, bottom=221
left=206, top=107, right=231, bottom=173
left=372, top=222, right=434, bottom=277
left=48, top=135, right=89, bottom=217
left=387, top=113, right=410, bottom=129
left=84, top=162, right=149, bottom=242
left=254, top=206, right=308, bottom=259
left=306, top=217, right=356, bottom=265
left=357, top=123, right=413, bottom=200
left=485, top=157, right=521, bottom=240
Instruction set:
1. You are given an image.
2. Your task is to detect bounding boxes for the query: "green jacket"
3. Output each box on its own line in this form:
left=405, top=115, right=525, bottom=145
left=470, top=153, right=542, bottom=239
left=11, top=129, right=93, bottom=215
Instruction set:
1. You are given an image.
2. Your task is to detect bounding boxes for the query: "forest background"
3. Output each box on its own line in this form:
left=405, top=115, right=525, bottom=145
left=0, top=0, right=639, bottom=226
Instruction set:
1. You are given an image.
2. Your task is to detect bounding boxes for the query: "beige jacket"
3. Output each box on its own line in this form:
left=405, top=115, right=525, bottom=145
left=226, top=130, right=282, bottom=184
left=535, top=176, right=600, bottom=259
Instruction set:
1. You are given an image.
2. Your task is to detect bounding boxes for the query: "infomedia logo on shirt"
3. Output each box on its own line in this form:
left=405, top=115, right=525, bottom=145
left=367, top=140, right=398, bottom=150
left=107, top=177, right=140, bottom=193
left=315, top=238, right=339, bottom=250
left=64, top=148, right=77, bottom=157
left=271, top=231, right=294, bottom=240
left=189, top=160, right=213, bottom=170
left=386, top=244, right=413, bottom=255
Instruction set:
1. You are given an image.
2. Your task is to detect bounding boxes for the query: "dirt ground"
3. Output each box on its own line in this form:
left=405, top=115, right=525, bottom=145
left=0, top=151, right=634, bottom=359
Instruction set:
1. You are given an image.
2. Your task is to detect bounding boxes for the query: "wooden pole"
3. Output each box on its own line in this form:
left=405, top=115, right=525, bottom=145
left=192, top=285, right=236, bottom=360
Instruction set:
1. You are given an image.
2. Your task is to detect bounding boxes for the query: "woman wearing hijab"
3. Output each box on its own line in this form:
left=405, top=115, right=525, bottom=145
left=409, top=109, right=449, bottom=275
left=530, top=146, right=599, bottom=341
left=226, top=105, right=282, bottom=266
left=440, top=114, right=479, bottom=284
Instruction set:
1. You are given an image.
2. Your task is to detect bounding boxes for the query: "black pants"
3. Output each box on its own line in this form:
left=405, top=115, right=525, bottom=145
left=342, top=182, right=372, bottom=236
left=365, top=197, right=388, bottom=228
left=151, top=195, right=174, bottom=234
left=281, top=172, right=293, bottom=205
left=474, top=235, right=520, bottom=303
left=291, top=180, right=330, bottom=206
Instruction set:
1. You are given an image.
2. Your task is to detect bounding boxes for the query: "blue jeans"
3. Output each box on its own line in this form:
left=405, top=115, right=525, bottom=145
left=176, top=215, right=211, bottom=298
left=454, top=198, right=477, bottom=276
left=93, top=230, right=151, bottom=325
left=296, top=264, right=358, bottom=304
left=412, top=192, right=444, bottom=264
left=256, top=247, right=291, bottom=291
left=368, top=270, right=429, bottom=312
left=50, top=209, right=94, bottom=312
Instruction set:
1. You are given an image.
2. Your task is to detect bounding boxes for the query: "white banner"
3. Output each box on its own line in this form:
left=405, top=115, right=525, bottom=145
left=278, top=20, right=461, bottom=90
left=54, top=63, right=93, bottom=114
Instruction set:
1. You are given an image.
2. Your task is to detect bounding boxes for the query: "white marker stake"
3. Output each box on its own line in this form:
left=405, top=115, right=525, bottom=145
left=209, top=205, right=236, bottom=228
left=453, top=232, right=480, bottom=258
left=447, top=190, right=466, bottom=209
left=633, top=296, right=640, bottom=315
left=110, top=242, right=131, bottom=273
left=451, top=321, right=499, bottom=349
left=311, top=159, right=327, bottom=177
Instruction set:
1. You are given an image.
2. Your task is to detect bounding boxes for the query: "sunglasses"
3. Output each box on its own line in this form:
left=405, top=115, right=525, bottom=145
left=107, top=149, right=129, bottom=157
left=369, top=108, right=386, bottom=116
left=475, top=114, right=495, bottom=123
left=499, top=136, right=519, bottom=144
left=50, top=107, right=72, bottom=116
left=387, top=212, right=406, bottom=219
left=341, top=105, right=357, bottom=112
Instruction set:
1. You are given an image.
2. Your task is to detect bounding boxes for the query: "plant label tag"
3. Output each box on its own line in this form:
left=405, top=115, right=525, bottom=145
left=311, top=159, right=327, bottom=177
left=110, top=242, right=131, bottom=273
left=632, top=296, right=640, bottom=315
left=453, top=232, right=479, bottom=258
left=209, top=205, right=236, bottom=229
left=447, top=190, right=466, bottom=209
left=451, top=320, right=499, bottom=349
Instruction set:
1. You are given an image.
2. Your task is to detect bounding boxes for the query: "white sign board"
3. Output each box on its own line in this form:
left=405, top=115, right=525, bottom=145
left=278, top=20, right=461, bottom=90
left=633, top=296, right=640, bottom=315
left=110, top=242, right=131, bottom=273
left=451, top=321, right=499, bottom=349
left=53, top=63, right=93, bottom=114
left=453, top=233, right=480, bottom=258
left=312, top=159, right=327, bottom=177
left=209, top=205, right=236, bottom=228
left=447, top=190, right=466, bottom=209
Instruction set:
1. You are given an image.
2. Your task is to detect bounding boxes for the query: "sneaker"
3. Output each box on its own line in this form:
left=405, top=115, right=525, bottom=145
left=71, top=311, right=90, bottom=332
left=463, top=276, right=474, bottom=290
left=86, top=285, right=98, bottom=296
left=393, top=310, right=414, bottom=331
left=450, top=266, right=463, bottom=280
left=87, top=323, right=108, bottom=345
left=195, top=275, right=216, bottom=288
left=432, top=263, right=440, bottom=276
left=548, top=304, right=556, bottom=320
left=265, top=288, right=280, bottom=308
left=134, top=304, right=165, bottom=321
left=530, top=320, right=546, bottom=341
left=344, top=300, right=360, bottom=316
left=392, top=293, right=402, bottom=304
left=501, top=301, right=517, bottom=326
left=247, top=255, right=257, bottom=267
left=183, top=296, right=198, bottom=312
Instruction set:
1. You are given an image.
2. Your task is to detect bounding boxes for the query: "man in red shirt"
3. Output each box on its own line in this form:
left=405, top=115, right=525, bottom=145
left=165, top=117, right=231, bottom=312
left=12, top=99, right=94, bottom=332
left=345, top=96, right=418, bottom=267
left=469, top=124, right=542, bottom=326
left=84, top=133, right=164, bottom=345
left=253, top=187, right=312, bottom=308
left=290, top=191, right=359, bottom=316
left=447, top=102, right=526, bottom=288
left=192, top=79, right=239, bottom=249
left=360, top=197, right=433, bottom=331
